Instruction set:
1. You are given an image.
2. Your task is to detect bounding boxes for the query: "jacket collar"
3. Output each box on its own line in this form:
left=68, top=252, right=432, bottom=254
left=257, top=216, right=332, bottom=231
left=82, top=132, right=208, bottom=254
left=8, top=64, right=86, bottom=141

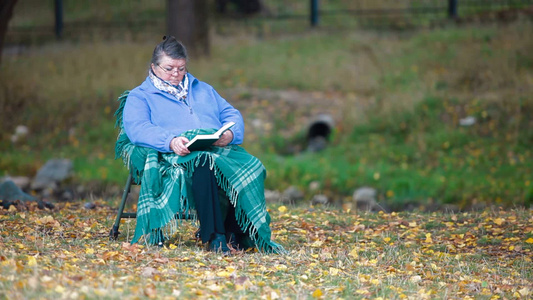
left=140, top=72, right=198, bottom=94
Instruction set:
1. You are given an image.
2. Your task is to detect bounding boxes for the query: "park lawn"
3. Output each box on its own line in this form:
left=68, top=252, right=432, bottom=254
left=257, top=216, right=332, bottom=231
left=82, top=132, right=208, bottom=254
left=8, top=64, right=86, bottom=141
left=0, top=203, right=531, bottom=299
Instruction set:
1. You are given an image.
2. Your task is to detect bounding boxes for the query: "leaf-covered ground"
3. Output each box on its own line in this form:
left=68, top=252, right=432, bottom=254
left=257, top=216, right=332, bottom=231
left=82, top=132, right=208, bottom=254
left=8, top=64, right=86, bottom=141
left=1, top=202, right=532, bottom=299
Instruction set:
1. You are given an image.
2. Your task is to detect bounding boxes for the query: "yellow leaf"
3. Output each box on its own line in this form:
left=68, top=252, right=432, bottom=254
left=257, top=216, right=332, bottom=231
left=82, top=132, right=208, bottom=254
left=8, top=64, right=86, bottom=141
left=144, top=284, right=157, bottom=299
left=519, top=287, right=530, bottom=297
left=206, top=284, right=222, bottom=292
left=310, top=240, right=323, bottom=248
left=525, top=238, right=533, bottom=244
left=235, top=284, right=245, bottom=291
left=85, top=248, right=95, bottom=255
left=278, top=206, right=287, bottom=213
left=425, top=233, right=433, bottom=243
left=349, top=248, right=359, bottom=258
left=384, top=237, right=391, bottom=243
left=312, top=288, right=323, bottom=298
left=169, top=244, right=177, bottom=250
left=216, top=271, right=231, bottom=278
left=329, top=267, right=340, bottom=276
left=493, top=218, right=504, bottom=226
left=27, top=255, right=37, bottom=267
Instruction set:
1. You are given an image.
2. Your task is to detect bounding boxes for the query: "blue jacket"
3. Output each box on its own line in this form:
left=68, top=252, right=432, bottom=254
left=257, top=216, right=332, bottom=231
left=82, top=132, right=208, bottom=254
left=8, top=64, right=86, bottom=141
left=123, top=73, right=244, bottom=153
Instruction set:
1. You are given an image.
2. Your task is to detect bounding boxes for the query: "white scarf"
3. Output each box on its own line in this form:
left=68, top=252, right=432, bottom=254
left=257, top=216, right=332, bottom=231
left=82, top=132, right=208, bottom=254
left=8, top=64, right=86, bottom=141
left=149, top=69, right=189, bottom=100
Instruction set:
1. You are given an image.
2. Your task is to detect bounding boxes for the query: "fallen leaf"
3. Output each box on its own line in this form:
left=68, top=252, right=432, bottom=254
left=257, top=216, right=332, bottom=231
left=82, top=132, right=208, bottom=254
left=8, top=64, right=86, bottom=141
left=27, top=255, right=37, bottom=267
left=144, top=283, right=157, bottom=299
left=410, top=276, right=422, bottom=283
left=312, top=288, right=323, bottom=298
left=142, top=267, right=158, bottom=277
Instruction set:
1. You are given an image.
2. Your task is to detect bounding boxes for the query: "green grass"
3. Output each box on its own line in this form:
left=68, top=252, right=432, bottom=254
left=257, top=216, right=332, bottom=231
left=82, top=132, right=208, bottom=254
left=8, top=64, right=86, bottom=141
left=2, top=17, right=533, bottom=208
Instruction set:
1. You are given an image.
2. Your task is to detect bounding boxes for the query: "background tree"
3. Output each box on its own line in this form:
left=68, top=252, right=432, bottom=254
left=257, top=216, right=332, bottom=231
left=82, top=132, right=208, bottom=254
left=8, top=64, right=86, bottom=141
left=167, top=0, right=210, bottom=57
left=0, top=0, right=18, bottom=65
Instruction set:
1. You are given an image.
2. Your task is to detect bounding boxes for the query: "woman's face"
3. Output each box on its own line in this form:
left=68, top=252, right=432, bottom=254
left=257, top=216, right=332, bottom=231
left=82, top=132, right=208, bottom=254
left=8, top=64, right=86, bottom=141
left=152, top=55, right=187, bottom=86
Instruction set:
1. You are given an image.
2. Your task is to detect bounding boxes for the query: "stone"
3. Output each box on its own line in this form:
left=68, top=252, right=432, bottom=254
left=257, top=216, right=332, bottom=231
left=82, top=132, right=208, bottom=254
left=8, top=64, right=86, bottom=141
left=0, top=180, right=55, bottom=210
left=282, top=186, right=304, bottom=204
left=10, top=125, right=29, bottom=143
left=311, top=194, right=329, bottom=205
left=308, top=181, right=320, bottom=192
left=31, top=159, right=73, bottom=190
left=84, top=202, right=97, bottom=209
left=459, top=116, right=476, bottom=126
left=353, top=187, right=382, bottom=212
left=1, top=176, right=31, bottom=190
left=0, top=180, right=37, bottom=202
left=264, top=189, right=281, bottom=203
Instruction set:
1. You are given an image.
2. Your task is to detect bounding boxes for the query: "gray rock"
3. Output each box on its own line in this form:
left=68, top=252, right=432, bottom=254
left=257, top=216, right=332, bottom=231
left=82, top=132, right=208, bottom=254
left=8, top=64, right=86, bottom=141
left=0, top=180, right=37, bottom=208
left=282, top=186, right=304, bottom=204
left=459, top=116, right=476, bottom=126
left=84, top=202, right=97, bottom=209
left=264, top=189, right=281, bottom=203
left=31, top=159, right=73, bottom=190
left=308, top=181, right=320, bottom=192
left=353, top=187, right=381, bottom=212
left=1, top=176, right=31, bottom=190
left=311, top=194, right=329, bottom=205
left=11, top=125, right=29, bottom=143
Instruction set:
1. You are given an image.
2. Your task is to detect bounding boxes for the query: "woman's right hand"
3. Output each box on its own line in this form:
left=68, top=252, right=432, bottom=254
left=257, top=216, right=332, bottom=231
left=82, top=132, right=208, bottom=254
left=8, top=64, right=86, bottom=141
left=170, top=136, right=191, bottom=156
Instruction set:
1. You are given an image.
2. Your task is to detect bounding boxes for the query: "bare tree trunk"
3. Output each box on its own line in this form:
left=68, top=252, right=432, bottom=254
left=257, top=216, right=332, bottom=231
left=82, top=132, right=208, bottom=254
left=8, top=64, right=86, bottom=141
left=167, top=0, right=210, bottom=57
left=0, top=0, right=18, bottom=65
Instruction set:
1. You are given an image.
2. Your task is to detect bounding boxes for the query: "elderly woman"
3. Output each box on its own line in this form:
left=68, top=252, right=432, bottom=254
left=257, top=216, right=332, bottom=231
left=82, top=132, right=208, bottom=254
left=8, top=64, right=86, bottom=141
left=119, top=36, right=284, bottom=254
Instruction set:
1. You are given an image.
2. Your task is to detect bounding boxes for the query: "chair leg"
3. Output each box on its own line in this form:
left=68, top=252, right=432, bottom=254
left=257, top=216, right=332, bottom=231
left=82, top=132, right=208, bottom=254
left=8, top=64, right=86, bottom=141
left=109, top=174, right=133, bottom=240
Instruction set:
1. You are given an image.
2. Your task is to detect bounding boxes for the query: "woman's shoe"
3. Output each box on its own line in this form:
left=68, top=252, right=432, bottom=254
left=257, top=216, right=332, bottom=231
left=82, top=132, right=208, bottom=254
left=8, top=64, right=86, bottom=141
left=151, top=228, right=165, bottom=247
left=209, top=233, right=230, bottom=254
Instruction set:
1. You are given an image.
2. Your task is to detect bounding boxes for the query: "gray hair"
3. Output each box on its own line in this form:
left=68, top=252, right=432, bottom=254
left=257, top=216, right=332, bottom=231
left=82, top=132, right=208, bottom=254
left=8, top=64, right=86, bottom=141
left=151, top=35, right=188, bottom=65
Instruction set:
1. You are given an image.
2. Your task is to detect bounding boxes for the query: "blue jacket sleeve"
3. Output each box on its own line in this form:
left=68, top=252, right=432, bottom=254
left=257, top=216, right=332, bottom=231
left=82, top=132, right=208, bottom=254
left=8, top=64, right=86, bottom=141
left=213, top=88, right=245, bottom=145
left=123, top=90, right=175, bottom=153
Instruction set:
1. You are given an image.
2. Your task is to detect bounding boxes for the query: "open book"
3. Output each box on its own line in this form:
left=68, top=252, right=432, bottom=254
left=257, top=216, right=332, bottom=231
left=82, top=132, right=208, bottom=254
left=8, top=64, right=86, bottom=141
left=185, top=122, right=236, bottom=151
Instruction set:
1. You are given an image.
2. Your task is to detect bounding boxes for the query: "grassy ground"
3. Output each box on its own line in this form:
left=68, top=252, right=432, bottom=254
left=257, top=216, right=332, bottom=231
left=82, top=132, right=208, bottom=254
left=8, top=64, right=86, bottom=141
left=2, top=20, right=532, bottom=209
left=1, top=3, right=532, bottom=300
left=0, top=203, right=532, bottom=299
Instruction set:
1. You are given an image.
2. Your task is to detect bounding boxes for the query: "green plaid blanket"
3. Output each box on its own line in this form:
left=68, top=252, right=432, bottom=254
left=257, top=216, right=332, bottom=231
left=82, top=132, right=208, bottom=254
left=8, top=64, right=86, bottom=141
left=114, top=91, right=285, bottom=254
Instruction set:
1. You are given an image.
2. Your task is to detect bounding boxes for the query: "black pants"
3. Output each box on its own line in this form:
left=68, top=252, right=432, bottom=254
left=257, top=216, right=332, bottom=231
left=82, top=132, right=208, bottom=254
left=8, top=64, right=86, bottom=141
left=192, top=162, right=243, bottom=243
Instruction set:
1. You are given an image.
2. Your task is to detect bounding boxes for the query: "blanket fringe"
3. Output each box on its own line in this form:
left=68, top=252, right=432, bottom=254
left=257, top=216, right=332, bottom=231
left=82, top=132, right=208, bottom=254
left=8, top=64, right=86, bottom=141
left=113, top=91, right=284, bottom=254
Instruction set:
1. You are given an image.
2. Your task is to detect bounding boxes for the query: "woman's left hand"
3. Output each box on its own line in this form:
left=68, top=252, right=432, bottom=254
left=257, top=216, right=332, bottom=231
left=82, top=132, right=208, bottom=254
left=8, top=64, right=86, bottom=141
left=213, top=130, right=233, bottom=147
left=170, top=136, right=191, bottom=156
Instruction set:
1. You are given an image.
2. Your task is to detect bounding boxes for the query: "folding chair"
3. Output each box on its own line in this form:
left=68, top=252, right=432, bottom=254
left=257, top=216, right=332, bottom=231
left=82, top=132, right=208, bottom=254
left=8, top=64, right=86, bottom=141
left=108, top=90, right=196, bottom=242
left=109, top=173, right=137, bottom=240
left=109, top=90, right=140, bottom=240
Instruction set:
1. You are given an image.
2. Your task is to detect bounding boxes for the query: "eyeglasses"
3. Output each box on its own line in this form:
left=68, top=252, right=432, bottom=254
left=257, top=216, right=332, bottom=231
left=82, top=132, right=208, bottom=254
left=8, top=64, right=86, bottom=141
left=157, top=64, right=187, bottom=75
